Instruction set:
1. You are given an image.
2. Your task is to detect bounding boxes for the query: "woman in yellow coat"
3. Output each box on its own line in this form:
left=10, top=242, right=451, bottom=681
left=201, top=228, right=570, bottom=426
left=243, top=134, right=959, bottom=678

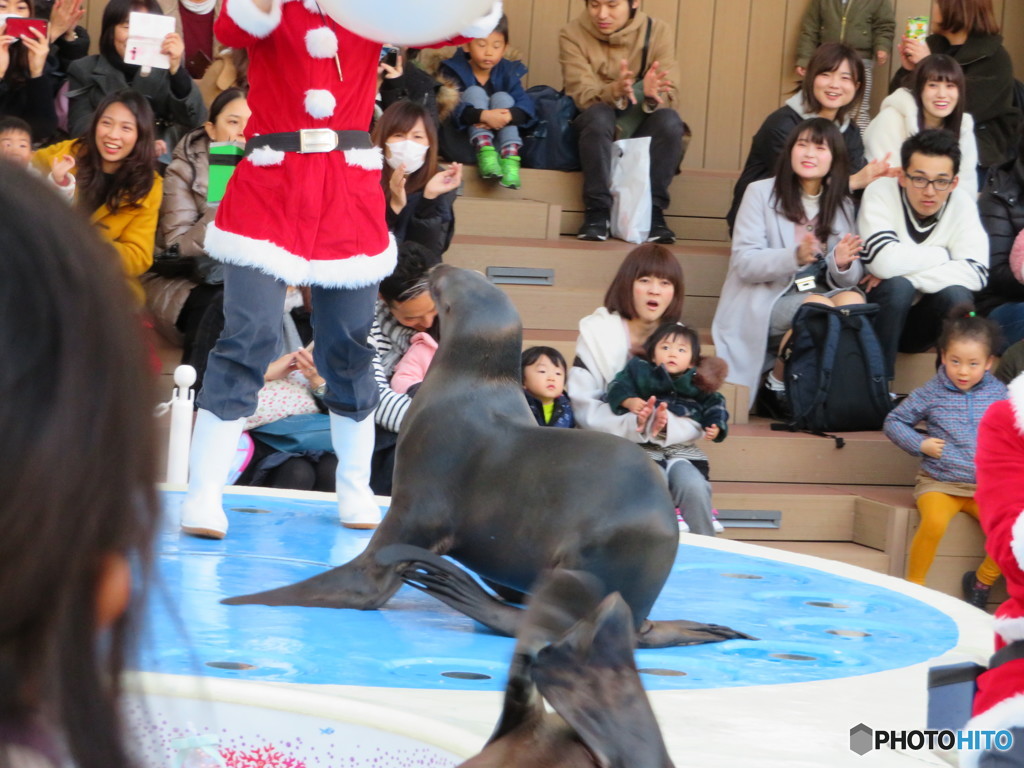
left=34, top=90, right=162, bottom=304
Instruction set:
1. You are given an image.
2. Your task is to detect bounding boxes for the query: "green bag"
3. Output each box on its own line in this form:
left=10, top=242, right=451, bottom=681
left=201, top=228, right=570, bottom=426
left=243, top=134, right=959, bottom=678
left=207, top=141, right=244, bottom=204
left=615, top=18, right=652, bottom=140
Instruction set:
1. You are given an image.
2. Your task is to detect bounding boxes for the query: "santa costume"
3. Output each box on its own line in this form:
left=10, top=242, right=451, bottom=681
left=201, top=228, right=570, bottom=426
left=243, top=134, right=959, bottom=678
left=964, top=373, right=1024, bottom=767
left=178, top=0, right=501, bottom=538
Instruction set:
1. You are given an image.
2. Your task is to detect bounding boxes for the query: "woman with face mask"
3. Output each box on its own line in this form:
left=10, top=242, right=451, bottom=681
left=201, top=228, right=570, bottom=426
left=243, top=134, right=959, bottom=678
left=373, top=100, right=462, bottom=265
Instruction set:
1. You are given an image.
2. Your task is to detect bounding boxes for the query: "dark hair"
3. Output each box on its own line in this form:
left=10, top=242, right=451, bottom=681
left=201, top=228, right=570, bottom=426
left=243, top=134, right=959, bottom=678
left=75, top=89, right=157, bottom=214
left=603, top=244, right=685, bottom=322
left=912, top=55, right=965, bottom=137
left=800, top=42, right=865, bottom=126
left=580, top=0, right=638, bottom=19
left=938, top=311, right=1001, bottom=357
left=208, top=87, right=247, bottom=125
left=0, top=0, right=36, bottom=88
left=99, top=0, right=163, bottom=63
left=379, top=240, right=434, bottom=303
left=900, top=128, right=962, bottom=176
left=490, top=13, right=509, bottom=42
left=521, top=346, right=568, bottom=377
left=0, top=116, right=32, bottom=139
left=642, top=321, right=701, bottom=368
left=933, top=0, right=1000, bottom=36
left=0, top=166, right=159, bottom=768
left=373, top=100, right=439, bottom=197
left=772, top=117, right=852, bottom=244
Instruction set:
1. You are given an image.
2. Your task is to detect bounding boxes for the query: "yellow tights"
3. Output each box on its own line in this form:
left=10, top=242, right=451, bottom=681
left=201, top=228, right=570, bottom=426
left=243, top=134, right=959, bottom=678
left=906, top=492, right=1001, bottom=587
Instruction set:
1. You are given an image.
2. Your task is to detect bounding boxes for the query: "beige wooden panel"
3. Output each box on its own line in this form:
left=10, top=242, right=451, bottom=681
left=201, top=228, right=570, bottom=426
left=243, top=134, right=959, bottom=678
left=704, top=0, right=752, bottom=169
left=525, top=0, right=572, bottom=89
left=452, top=198, right=554, bottom=239
left=676, top=0, right=715, bottom=168
left=741, top=0, right=790, bottom=164
left=1002, top=0, right=1024, bottom=79
left=503, top=0, right=534, bottom=58
left=645, top=0, right=679, bottom=42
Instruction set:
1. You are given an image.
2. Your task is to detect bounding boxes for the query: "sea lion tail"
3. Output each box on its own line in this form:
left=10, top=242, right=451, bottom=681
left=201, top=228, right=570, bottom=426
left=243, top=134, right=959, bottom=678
left=376, top=544, right=524, bottom=637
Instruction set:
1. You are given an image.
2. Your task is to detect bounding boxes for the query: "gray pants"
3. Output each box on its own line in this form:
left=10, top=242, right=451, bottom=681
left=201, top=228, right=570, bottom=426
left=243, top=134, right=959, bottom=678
left=666, top=459, right=715, bottom=536
left=462, top=85, right=521, bottom=151
left=198, top=264, right=379, bottom=421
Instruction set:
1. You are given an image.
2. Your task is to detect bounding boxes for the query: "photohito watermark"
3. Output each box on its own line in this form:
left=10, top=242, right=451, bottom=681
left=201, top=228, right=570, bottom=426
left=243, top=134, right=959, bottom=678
left=850, top=723, right=1015, bottom=755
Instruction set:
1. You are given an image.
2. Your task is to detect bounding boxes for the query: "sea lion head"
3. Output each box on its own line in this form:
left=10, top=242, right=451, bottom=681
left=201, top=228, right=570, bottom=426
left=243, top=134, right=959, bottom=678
left=429, top=265, right=523, bottom=381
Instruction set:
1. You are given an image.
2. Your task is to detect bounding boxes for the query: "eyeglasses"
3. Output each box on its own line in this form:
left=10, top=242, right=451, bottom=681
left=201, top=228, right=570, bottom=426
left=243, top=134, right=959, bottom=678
left=906, top=175, right=954, bottom=191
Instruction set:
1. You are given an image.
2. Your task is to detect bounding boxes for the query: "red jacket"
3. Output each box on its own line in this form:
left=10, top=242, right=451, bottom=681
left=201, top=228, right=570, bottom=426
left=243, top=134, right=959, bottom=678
left=968, top=375, right=1024, bottom=760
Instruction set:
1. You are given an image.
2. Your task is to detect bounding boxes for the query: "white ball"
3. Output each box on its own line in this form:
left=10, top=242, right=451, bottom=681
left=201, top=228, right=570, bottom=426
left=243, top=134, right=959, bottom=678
left=317, top=0, right=495, bottom=46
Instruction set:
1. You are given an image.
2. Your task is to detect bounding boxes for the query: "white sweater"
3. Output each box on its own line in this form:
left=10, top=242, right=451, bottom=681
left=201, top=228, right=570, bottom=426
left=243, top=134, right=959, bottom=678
left=862, top=87, right=979, bottom=195
left=858, top=176, right=989, bottom=294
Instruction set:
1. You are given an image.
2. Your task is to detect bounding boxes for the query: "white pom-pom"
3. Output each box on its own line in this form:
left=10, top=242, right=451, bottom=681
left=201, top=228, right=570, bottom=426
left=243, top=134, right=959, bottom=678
left=248, top=146, right=286, bottom=167
left=305, top=26, right=338, bottom=58
left=304, top=89, right=336, bottom=119
left=344, top=147, right=383, bottom=170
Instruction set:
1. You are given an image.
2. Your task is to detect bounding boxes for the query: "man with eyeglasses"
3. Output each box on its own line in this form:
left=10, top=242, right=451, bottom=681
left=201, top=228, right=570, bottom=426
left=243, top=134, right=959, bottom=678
left=858, top=129, right=989, bottom=386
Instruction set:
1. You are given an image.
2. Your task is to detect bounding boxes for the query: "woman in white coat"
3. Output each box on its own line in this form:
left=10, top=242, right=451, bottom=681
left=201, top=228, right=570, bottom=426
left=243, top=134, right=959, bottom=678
left=713, top=118, right=865, bottom=417
left=864, top=54, right=978, bottom=193
left=570, top=243, right=717, bottom=536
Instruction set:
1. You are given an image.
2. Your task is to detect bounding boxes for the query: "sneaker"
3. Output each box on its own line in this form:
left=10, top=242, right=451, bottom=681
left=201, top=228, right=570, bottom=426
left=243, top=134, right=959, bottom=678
left=577, top=208, right=610, bottom=241
left=712, top=509, right=724, bottom=534
left=647, top=207, right=676, bottom=244
left=754, top=380, right=791, bottom=421
left=476, top=145, right=501, bottom=180
left=499, top=154, right=521, bottom=189
left=961, top=570, right=991, bottom=610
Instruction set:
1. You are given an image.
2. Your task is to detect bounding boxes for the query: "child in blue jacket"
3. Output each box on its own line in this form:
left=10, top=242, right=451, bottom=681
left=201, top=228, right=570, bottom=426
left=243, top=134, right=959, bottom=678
left=440, top=14, right=534, bottom=189
left=884, top=314, right=1007, bottom=607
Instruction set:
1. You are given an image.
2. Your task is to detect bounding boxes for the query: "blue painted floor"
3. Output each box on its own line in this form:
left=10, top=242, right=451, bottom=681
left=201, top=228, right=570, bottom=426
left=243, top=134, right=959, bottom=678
left=136, top=490, right=959, bottom=691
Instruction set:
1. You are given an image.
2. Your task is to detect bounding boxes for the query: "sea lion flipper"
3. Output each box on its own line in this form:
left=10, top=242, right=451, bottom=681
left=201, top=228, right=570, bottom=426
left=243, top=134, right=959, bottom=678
left=376, top=543, right=524, bottom=637
left=636, top=618, right=758, bottom=648
left=532, top=593, right=675, bottom=768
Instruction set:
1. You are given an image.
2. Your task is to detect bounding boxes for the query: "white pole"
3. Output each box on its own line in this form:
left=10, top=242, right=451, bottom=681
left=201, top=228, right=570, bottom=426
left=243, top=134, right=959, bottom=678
left=166, top=365, right=197, bottom=485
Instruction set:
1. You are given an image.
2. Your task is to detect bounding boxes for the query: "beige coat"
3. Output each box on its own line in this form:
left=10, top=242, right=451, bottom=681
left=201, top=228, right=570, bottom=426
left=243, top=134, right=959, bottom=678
left=558, top=9, right=679, bottom=112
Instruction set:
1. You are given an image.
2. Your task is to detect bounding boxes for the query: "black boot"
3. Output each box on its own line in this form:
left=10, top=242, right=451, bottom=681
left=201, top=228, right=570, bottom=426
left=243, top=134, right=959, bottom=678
left=577, top=208, right=610, bottom=241
left=647, top=206, right=676, bottom=244
left=961, top=570, right=991, bottom=610
left=754, top=380, right=791, bottom=421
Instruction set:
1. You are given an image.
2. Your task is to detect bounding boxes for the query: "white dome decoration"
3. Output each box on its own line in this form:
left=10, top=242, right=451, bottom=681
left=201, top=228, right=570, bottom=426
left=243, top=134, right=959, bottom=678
left=316, top=0, right=498, bottom=46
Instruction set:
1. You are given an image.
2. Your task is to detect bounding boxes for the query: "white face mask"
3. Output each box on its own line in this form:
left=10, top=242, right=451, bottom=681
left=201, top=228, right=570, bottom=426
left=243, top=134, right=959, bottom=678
left=385, top=139, right=428, bottom=174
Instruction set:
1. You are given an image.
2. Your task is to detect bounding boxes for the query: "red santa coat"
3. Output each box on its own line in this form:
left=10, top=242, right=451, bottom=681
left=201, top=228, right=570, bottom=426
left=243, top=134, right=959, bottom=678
left=965, top=373, right=1024, bottom=765
left=207, top=0, right=498, bottom=287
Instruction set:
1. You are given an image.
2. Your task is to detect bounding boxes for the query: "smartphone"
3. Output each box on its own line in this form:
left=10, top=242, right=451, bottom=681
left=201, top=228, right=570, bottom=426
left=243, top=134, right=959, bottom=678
left=379, top=45, right=399, bottom=68
left=6, top=17, right=48, bottom=41
left=185, top=48, right=213, bottom=79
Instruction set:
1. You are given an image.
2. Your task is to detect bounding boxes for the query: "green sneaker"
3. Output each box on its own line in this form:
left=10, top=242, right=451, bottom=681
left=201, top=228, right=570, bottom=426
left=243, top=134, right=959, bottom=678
left=476, top=145, right=501, bottom=180
left=499, top=154, right=521, bottom=189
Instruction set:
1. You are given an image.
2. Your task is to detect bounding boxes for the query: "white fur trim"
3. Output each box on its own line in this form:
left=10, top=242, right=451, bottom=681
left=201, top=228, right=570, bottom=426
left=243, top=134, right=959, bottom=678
left=344, top=147, right=383, bottom=171
left=246, top=146, right=285, bottom=167
left=205, top=224, right=397, bottom=288
left=305, top=89, right=336, bottom=119
left=994, top=614, right=1024, bottom=643
left=1009, top=374, right=1024, bottom=435
left=959, top=694, right=1024, bottom=768
left=459, top=1, right=503, bottom=38
left=224, top=0, right=281, bottom=39
left=301, top=0, right=318, bottom=13
left=305, top=26, right=337, bottom=58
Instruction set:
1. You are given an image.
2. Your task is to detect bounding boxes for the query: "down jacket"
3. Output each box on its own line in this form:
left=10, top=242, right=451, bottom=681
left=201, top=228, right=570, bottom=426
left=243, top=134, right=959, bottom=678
left=976, top=157, right=1024, bottom=316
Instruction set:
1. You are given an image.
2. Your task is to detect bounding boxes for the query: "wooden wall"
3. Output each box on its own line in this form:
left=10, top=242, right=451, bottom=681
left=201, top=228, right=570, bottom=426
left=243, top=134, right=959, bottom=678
left=503, top=0, right=1024, bottom=170
left=82, top=0, right=1024, bottom=171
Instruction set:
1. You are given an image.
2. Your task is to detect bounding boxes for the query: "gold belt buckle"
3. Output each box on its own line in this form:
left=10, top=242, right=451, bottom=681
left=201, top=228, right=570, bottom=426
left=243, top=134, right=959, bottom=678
left=299, top=128, right=339, bottom=153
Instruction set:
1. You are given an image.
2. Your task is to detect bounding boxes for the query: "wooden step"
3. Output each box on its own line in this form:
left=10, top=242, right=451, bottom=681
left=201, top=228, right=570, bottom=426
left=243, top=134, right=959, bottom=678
left=452, top=198, right=561, bottom=240
left=704, top=418, right=920, bottom=486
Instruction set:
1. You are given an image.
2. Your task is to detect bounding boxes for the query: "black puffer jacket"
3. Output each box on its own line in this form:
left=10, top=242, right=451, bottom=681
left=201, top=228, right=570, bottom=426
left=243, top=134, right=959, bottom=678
left=976, top=157, right=1024, bottom=315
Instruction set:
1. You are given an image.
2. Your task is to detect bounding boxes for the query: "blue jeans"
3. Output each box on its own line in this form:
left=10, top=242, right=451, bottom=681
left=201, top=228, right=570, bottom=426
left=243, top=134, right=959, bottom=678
left=198, top=264, right=379, bottom=421
left=987, top=302, right=1024, bottom=353
left=462, top=85, right=521, bottom=151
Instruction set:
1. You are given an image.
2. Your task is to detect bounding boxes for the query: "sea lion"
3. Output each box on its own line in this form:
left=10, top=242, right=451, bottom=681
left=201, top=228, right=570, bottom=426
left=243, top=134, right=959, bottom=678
left=456, top=569, right=675, bottom=768
left=225, top=265, right=750, bottom=648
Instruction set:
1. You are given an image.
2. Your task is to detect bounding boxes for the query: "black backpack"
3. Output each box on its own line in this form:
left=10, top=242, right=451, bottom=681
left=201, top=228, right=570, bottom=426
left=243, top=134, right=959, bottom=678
left=778, top=303, right=892, bottom=437
left=521, top=85, right=581, bottom=171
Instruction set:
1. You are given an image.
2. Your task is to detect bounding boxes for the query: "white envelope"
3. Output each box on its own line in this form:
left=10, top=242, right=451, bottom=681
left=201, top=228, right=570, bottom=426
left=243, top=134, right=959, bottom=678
left=124, top=12, right=175, bottom=70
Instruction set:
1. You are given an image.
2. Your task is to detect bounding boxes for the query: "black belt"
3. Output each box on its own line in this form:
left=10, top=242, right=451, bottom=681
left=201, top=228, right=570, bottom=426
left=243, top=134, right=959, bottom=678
left=244, top=129, right=373, bottom=156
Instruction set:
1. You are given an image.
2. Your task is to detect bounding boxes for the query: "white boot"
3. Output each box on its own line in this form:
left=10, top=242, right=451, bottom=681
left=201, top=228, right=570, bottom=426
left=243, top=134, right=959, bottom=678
left=330, top=411, right=382, bottom=529
left=179, top=409, right=246, bottom=539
